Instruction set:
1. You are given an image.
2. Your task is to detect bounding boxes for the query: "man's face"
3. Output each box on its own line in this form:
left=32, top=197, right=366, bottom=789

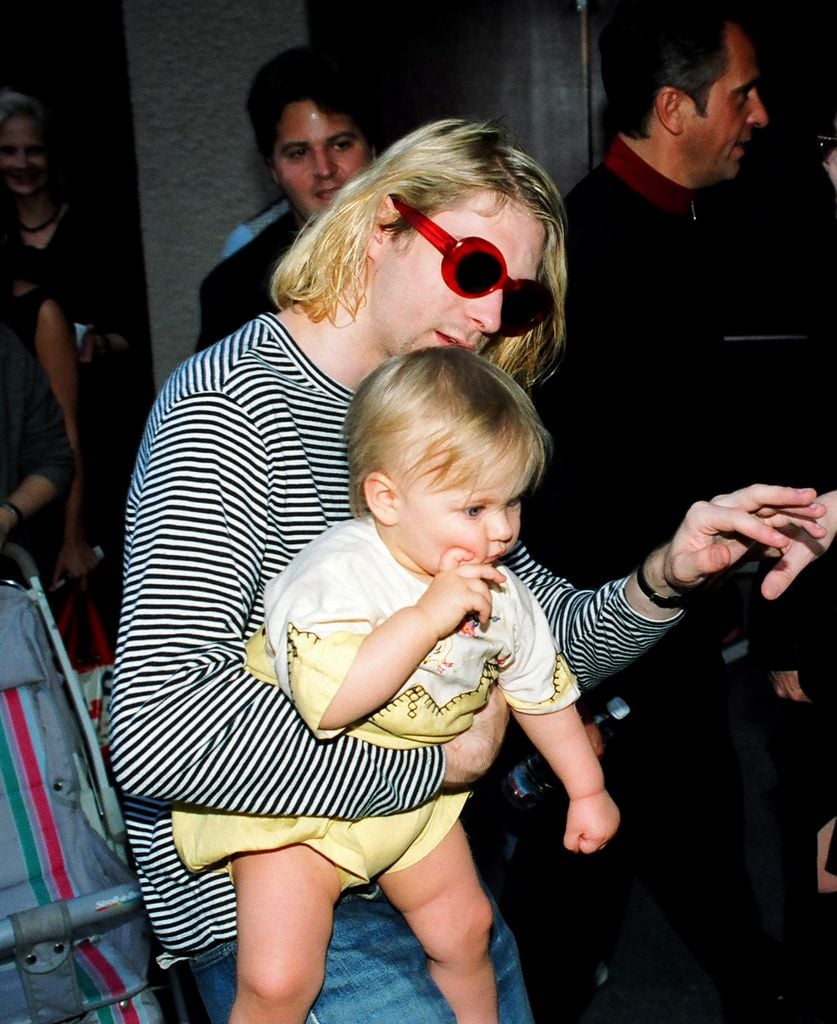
left=268, top=99, right=373, bottom=228
left=362, top=195, right=546, bottom=368
left=680, top=22, right=768, bottom=188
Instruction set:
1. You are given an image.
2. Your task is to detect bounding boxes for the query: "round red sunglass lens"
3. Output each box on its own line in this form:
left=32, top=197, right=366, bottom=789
left=443, top=237, right=505, bottom=296
left=500, top=281, right=553, bottom=334
left=454, top=249, right=504, bottom=295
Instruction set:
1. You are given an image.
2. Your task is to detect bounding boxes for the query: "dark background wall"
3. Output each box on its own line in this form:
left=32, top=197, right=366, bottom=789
left=308, top=1, right=837, bottom=189
left=309, top=0, right=837, bottom=422
left=1, top=0, right=153, bottom=389
left=1, top=0, right=835, bottom=382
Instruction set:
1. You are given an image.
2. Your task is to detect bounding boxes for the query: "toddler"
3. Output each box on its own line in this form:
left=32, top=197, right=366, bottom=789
left=173, top=346, right=619, bottom=1024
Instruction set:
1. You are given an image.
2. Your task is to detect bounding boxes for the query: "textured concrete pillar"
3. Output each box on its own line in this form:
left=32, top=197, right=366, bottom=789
left=122, top=0, right=308, bottom=385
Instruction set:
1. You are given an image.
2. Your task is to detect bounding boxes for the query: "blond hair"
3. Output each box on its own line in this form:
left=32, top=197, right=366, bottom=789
left=346, top=347, right=552, bottom=518
left=272, top=118, right=567, bottom=389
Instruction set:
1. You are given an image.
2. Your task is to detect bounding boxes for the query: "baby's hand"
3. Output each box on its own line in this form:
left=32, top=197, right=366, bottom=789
left=416, top=548, right=506, bottom=639
left=563, top=790, right=620, bottom=854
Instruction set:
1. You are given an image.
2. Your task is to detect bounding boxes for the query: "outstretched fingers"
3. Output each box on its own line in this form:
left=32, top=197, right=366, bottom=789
left=703, top=502, right=824, bottom=551
left=711, top=484, right=819, bottom=514
left=760, top=528, right=831, bottom=600
left=666, top=486, right=827, bottom=592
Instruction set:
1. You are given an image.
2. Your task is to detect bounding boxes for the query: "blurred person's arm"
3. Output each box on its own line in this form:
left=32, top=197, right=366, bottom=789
left=0, top=474, right=61, bottom=549
left=1, top=326, right=73, bottom=549
left=32, top=295, right=100, bottom=586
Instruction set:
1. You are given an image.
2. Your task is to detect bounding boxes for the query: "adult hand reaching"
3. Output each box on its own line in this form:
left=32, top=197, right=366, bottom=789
left=629, top=485, right=827, bottom=615
left=769, top=669, right=812, bottom=704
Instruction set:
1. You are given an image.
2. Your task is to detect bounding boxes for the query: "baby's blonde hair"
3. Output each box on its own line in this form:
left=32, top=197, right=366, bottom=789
left=346, top=347, right=552, bottom=518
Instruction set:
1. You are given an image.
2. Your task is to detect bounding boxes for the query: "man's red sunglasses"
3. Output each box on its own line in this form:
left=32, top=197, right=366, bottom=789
left=390, top=195, right=553, bottom=337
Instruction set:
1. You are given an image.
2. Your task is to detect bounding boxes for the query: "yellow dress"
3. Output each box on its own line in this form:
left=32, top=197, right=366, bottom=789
left=172, top=519, right=579, bottom=889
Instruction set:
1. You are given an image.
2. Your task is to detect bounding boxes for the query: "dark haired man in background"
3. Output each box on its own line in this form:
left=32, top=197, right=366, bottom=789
left=196, top=47, right=375, bottom=350
left=501, top=2, right=804, bottom=1021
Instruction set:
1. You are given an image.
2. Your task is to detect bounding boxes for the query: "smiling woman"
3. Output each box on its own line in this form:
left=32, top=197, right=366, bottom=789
left=0, top=7, right=153, bottom=642
left=0, top=88, right=138, bottom=360
left=0, top=112, right=52, bottom=228
left=0, top=1, right=150, bottom=359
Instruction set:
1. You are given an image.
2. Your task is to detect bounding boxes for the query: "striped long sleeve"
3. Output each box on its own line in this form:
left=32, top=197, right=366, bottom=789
left=110, top=315, right=678, bottom=954
left=110, top=319, right=443, bottom=952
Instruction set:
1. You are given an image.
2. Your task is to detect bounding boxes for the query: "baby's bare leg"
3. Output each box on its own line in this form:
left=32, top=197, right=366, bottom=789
left=230, top=845, right=342, bottom=1024
left=379, top=821, right=498, bottom=1023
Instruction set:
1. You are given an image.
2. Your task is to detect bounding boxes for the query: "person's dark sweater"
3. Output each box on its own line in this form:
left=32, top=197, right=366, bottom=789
left=0, top=324, right=73, bottom=502
left=526, top=136, right=735, bottom=584
left=196, top=209, right=298, bottom=351
left=503, top=137, right=783, bottom=1024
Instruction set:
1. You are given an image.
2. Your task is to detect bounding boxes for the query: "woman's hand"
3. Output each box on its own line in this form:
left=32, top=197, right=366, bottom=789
left=759, top=489, right=837, bottom=600
left=51, top=539, right=102, bottom=590
left=77, top=327, right=130, bottom=363
left=769, top=669, right=812, bottom=704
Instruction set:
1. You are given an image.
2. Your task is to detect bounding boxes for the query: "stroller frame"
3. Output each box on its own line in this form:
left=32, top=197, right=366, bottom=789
left=0, top=543, right=187, bottom=1024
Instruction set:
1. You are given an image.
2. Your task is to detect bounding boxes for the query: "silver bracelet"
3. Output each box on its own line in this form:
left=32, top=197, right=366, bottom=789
left=0, top=500, right=22, bottom=528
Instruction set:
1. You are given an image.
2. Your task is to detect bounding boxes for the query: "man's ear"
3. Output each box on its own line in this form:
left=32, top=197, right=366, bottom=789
left=654, top=85, right=688, bottom=135
left=367, top=195, right=399, bottom=264
left=363, top=470, right=400, bottom=525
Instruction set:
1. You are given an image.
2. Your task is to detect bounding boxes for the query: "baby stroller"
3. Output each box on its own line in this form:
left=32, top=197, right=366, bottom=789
left=0, top=543, right=182, bottom=1024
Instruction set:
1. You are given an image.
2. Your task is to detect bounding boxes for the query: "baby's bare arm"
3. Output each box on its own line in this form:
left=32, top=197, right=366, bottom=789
left=320, top=561, right=505, bottom=730
left=514, top=705, right=619, bottom=852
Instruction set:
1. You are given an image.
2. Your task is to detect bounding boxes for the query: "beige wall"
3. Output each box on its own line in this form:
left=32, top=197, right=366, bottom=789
left=122, top=1, right=618, bottom=391
left=122, top=1, right=307, bottom=387
left=119, top=2, right=833, bottom=396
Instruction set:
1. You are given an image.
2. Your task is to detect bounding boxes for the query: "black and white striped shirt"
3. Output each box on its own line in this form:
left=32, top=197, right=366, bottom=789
left=110, top=315, right=677, bottom=954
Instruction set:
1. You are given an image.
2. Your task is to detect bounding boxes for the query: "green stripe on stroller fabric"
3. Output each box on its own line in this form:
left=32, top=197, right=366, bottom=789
left=0, top=585, right=161, bottom=1024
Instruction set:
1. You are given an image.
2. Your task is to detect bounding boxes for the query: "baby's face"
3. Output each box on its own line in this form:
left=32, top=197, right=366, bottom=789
left=377, top=455, right=524, bottom=581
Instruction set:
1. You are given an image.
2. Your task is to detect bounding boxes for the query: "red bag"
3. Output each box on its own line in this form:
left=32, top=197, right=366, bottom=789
left=57, top=584, right=115, bottom=761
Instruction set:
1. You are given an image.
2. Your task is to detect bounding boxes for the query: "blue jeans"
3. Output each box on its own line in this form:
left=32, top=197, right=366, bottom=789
left=190, top=884, right=533, bottom=1023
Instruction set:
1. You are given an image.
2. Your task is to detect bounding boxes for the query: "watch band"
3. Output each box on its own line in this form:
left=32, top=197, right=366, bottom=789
left=635, top=560, right=688, bottom=608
